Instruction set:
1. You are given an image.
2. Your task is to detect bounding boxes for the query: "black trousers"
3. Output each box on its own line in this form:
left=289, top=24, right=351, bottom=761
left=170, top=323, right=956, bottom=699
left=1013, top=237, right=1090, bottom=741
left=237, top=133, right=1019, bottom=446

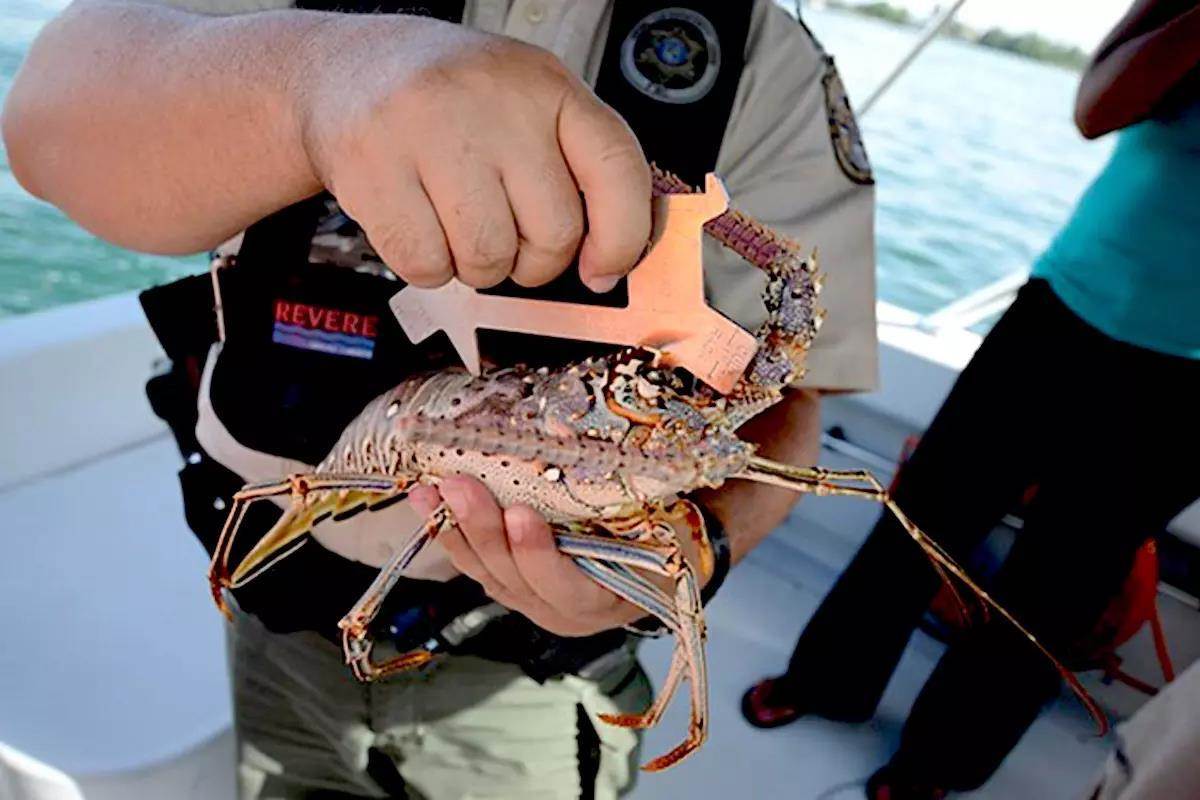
left=783, top=279, right=1200, bottom=790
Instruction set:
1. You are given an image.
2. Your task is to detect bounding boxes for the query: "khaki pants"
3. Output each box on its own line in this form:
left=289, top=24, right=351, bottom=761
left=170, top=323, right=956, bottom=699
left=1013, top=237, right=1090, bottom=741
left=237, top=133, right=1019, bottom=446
left=228, top=613, right=652, bottom=799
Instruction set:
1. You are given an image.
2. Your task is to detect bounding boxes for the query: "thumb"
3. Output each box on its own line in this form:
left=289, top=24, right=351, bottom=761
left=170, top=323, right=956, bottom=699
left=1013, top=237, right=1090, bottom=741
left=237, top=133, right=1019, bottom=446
left=408, top=484, right=443, bottom=517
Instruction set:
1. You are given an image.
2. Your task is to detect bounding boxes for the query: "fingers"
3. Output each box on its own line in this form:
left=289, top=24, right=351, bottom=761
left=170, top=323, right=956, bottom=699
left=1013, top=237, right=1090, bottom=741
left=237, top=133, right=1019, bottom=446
left=437, top=477, right=537, bottom=602
left=313, top=34, right=649, bottom=293
left=352, top=165, right=453, bottom=288
left=558, top=89, right=652, bottom=293
left=341, top=76, right=645, bottom=293
left=422, top=163, right=518, bottom=289
left=505, top=505, right=611, bottom=610
left=407, top=484, right=442, bottom=516
left=419, top=477, right=632, bottom=635
left=502, top=155, right=585, bottom=287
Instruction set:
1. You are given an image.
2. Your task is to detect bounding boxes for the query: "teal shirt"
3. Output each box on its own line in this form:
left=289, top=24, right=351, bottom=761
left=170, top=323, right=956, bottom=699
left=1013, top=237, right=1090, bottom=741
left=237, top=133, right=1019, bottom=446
left=1032, top=100, right=1200, bottom=359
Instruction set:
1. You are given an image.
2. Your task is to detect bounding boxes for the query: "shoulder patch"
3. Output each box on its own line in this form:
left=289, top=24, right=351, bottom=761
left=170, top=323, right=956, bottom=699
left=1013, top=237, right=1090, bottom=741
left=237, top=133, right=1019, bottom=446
left=822, top=58, right=874, bottom=185
left=620, top=7, right=721, bottom=105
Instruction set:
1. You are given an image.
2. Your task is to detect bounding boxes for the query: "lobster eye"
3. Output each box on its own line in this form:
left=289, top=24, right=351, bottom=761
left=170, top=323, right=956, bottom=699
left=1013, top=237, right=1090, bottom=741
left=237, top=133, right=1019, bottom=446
left=385, top=401, right=400, bottom=419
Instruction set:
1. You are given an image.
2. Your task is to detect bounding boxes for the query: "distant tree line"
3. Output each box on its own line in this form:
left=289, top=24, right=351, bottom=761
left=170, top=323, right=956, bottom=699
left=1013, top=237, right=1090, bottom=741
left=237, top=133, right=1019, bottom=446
left=825, top=0, right=1091, bottom=70
left=846, top=1, right=912, bottom=25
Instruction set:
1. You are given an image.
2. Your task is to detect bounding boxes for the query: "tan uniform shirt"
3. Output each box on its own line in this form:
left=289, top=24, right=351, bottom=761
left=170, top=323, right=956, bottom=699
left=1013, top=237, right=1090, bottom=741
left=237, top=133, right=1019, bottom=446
left=157, top=0, right=879, bottom=392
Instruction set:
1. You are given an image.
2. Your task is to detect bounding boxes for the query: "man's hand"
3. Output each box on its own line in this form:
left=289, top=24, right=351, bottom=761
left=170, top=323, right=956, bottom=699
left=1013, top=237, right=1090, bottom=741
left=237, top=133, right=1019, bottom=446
left=299, top=20, right=651, bottom=292
left=3, top=3, right=651, bottom=292
left=409, top=476, right=646, bottom=637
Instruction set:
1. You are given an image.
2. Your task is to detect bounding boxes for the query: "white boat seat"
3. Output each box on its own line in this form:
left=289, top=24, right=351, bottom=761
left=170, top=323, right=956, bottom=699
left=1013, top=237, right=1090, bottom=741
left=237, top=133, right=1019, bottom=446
left=0, top=743, right=84, bottom=800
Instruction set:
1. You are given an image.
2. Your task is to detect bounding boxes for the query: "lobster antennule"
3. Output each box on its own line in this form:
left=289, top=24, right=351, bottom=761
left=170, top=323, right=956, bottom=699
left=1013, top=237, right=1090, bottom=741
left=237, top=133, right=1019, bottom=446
left=735, top=455, right=1110, bottom=736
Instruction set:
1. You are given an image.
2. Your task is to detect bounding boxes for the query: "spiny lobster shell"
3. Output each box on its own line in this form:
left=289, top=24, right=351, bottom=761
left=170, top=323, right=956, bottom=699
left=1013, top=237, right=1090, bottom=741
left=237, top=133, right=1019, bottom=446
left=320, top=353, right=757, bottom=524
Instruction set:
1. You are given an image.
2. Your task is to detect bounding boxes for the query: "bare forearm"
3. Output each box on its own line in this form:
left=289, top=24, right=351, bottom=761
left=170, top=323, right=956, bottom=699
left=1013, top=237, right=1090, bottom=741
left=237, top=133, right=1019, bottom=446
left=1076, top=1, right=1200, bottom=138
left=698, top=389, right=821, bottom=564
left=2, top=0, right=338, bottom=252
left=4, top=2, right=651, bottom=290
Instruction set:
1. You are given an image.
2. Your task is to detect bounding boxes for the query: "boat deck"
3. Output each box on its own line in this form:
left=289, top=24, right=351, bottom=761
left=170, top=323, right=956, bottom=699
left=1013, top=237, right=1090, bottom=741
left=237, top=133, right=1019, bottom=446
left=4, top=429, right=1196, bottom=799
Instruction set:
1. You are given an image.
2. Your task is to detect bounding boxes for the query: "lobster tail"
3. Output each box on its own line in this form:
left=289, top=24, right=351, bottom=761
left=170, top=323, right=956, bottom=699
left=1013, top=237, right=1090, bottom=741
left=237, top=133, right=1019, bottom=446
left=650, top=165, right=825, bottom=422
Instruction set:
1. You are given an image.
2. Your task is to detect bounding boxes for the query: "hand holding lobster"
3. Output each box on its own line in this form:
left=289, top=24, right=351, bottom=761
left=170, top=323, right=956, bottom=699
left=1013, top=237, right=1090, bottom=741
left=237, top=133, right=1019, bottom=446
left=410, top=476, right=660, bottom=637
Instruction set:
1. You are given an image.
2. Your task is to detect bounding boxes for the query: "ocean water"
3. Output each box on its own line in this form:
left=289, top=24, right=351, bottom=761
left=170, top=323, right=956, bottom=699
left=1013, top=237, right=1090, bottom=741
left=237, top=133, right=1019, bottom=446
left=0, top=0, right=206, bottom=318
left=803, top=9, right=1115, bottom=315
left=0, top=3, right=1114, bottom=320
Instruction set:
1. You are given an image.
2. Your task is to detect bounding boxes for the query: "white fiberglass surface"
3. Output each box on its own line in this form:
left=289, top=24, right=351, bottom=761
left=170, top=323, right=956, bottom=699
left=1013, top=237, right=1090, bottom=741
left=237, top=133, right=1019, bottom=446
left=0, top=435, right=231, bottom=775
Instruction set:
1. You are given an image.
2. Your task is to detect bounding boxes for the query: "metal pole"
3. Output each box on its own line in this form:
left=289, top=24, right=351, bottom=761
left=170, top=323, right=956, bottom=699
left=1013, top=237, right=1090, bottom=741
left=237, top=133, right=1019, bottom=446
left=858, top=0, right=970, bottom=117
left=917, top=270, right=1027, bottom=332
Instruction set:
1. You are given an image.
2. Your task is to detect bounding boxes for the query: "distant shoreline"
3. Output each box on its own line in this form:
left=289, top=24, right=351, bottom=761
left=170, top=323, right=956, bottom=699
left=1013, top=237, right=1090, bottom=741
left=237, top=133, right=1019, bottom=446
left=825, top=1, right=1091, bottom=71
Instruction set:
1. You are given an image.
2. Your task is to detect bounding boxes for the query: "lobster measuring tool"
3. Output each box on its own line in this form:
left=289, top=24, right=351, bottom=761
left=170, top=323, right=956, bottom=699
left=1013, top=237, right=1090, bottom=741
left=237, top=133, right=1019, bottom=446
left=389, top=174, right=757, bottom=394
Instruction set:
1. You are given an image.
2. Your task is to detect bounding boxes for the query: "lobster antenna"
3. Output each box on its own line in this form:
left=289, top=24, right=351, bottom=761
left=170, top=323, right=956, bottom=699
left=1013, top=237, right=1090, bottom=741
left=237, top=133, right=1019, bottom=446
left=736, top=456, right=1109, bottom=735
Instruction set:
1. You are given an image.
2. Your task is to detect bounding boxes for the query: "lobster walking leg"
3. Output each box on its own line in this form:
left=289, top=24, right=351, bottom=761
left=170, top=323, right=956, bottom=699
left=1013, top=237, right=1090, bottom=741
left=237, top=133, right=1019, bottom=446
left=208, top=472, right=418, bottom=618
left=556, top=529, right=709, bottom=771
left=647, top=552, right=709, bottom=772
left=737, top=456, right=1109, bottom=735
left=611, top=646, right=688, bottom=732
left=571, top=557, right=688, bottom=732
left=340, top=502, right=456, bottom=681
left=571, top=557, right=682, bottom=630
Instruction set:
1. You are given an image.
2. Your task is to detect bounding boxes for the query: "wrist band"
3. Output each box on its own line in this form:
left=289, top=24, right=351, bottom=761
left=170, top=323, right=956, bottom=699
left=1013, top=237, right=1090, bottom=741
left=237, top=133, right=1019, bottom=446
left=697, top=502, right=731, bottom=607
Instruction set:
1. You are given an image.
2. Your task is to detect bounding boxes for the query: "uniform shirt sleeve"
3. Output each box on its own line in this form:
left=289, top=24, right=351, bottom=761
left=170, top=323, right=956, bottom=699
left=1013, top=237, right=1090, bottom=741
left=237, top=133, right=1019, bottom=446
left=705, top=1, right=879, bottom=393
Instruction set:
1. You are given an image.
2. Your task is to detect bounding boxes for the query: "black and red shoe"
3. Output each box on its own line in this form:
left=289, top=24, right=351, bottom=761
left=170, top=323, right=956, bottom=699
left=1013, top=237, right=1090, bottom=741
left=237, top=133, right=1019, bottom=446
left=740, top=677, right=805, bottom=729
left=865, top=763, right=948, bottom=800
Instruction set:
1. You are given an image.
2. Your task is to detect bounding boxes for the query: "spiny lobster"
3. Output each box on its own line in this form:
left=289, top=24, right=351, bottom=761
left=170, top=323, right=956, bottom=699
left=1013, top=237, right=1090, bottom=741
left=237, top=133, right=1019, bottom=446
left=208, top=167, right=1103, bottom=772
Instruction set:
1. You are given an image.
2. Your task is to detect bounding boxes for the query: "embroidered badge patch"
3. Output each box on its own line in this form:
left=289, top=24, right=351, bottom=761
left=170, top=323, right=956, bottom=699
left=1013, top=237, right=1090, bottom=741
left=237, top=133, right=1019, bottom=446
left=822, top=58, right=874, bottom=185
left=621, top=8, right=721, bottom=105
left=272, top=300, right=379, bottom=360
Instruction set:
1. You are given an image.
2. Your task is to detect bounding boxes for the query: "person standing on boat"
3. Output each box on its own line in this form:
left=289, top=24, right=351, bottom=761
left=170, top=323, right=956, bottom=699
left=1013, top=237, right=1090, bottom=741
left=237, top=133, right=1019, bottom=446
left=4, top=2, right=880, bottom=797
left=743, top=1, right=1200, bottom=797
